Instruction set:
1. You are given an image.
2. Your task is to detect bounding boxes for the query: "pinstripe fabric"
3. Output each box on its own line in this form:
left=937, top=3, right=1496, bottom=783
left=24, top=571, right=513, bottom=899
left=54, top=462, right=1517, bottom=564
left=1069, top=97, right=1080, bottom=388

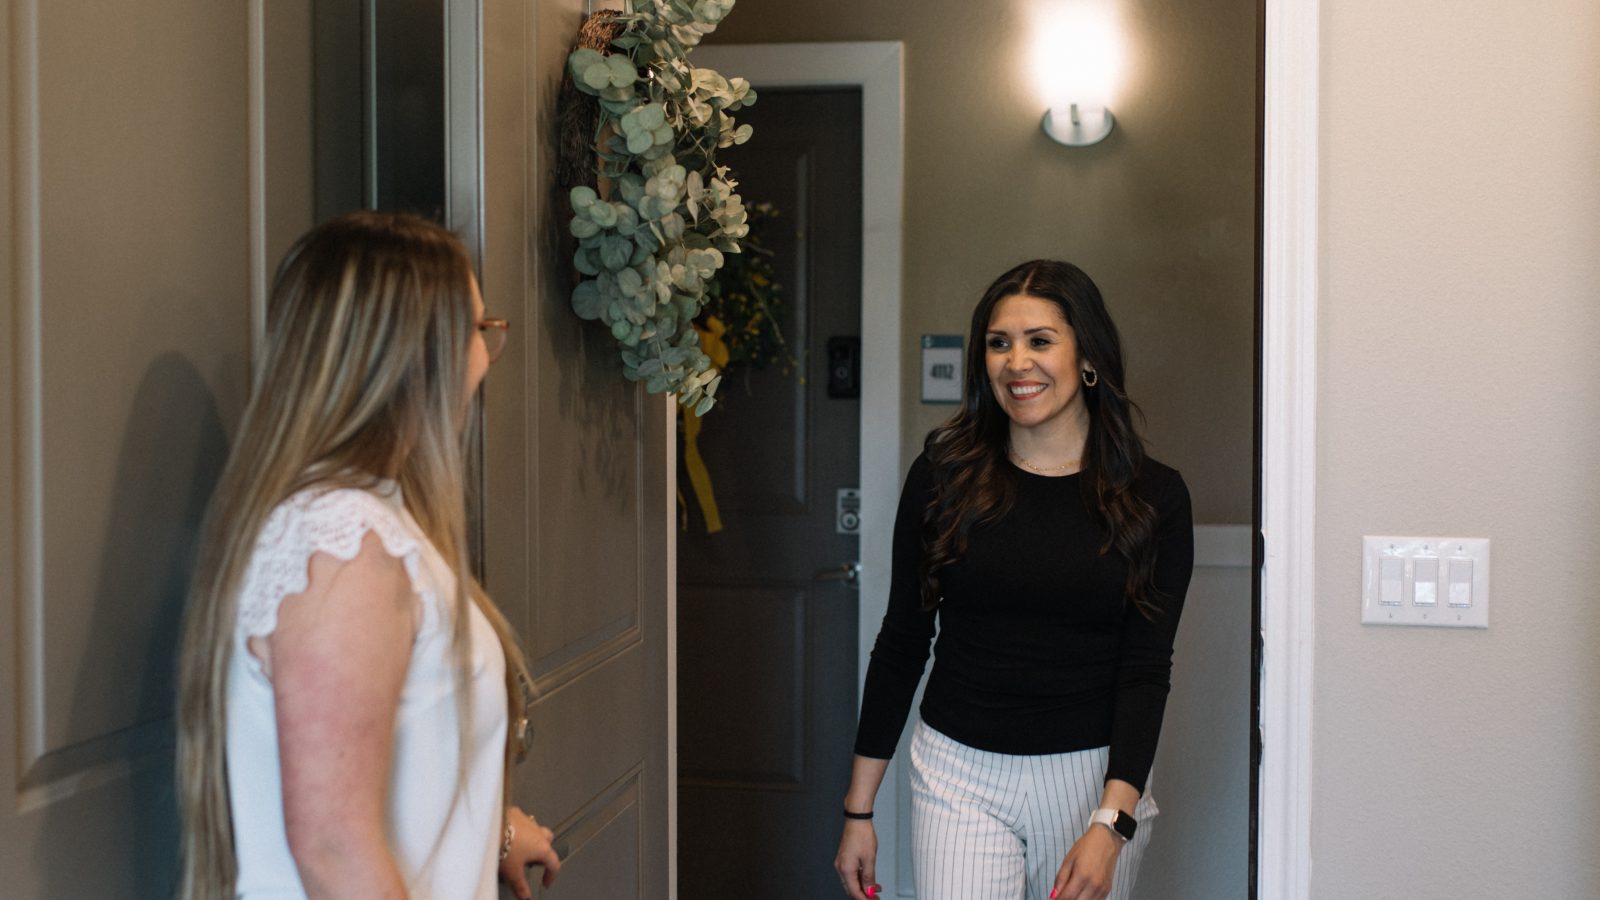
left=909, top=720, right=1158, bottom=900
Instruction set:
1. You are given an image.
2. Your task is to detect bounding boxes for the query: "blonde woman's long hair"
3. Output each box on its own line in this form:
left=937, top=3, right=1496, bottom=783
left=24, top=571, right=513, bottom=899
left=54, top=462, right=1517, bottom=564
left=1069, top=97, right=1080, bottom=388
left=176, top=211, right=531, bottom=898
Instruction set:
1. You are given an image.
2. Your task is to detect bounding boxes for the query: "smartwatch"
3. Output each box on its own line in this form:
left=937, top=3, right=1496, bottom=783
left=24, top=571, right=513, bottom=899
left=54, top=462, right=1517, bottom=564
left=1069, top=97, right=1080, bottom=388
left=1088, top=807, right=1137, bottom=843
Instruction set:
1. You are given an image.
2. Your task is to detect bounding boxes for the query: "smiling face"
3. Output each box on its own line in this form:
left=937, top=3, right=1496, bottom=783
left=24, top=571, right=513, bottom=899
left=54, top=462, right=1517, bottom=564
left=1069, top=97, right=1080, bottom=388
left=984, top=292, right=1091, bottom=433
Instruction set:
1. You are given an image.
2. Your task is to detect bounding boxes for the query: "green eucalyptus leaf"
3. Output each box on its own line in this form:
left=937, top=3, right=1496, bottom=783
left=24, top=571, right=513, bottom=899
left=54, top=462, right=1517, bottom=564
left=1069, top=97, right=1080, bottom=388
left=618, top=174, right=646, bottom=205
left=574, top=248, right=600, bottom=276
left=599, top=236, right=631, bottom=271
left=572, top=280, right=603, bottom=319
left=570, top=216, right=601, bottom=239
left=662, top=212, right=686, bottom=241
left=569, top=48, right=605, bottom=81
left=692, top=0, right=728, bottom=25
left=582, top=62, right=614, bottom=90
left=637, top=103, right=666, bottom=130
left=570, top=185, right=598, bottom=209
left=604, top=54, right=637, bottom=86
left=618, top=266, right=644, bottom=294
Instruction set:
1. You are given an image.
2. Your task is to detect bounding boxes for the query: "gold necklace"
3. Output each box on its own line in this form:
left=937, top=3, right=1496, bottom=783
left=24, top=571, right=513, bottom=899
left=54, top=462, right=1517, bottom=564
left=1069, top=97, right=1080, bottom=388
left=1009, top=448, right=1081, bottom=474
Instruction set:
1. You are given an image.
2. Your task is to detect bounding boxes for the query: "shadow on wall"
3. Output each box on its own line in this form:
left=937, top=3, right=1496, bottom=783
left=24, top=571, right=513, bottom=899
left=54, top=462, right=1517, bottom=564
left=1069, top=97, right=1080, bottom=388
left=542, top=125, right=641, bottom=513
left=37, top=351, right=228, bottom=897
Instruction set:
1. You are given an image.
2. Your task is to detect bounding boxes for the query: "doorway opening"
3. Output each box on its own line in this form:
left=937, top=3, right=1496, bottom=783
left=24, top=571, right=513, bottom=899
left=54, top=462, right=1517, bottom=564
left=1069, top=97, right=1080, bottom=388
left=676, top=42, right=905, bottom=899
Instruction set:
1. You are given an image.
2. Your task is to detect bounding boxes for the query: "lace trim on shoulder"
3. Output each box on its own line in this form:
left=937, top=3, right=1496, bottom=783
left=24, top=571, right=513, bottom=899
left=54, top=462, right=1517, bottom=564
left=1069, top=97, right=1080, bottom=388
left=236, top=487, right=433, bottom=641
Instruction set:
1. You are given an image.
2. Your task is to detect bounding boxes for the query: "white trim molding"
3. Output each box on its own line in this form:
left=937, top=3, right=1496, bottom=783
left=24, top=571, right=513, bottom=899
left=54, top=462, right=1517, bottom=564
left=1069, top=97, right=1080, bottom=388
left=1260, top=0, right=1318, bottom=896
left=689, top=37, right=907, bottom=891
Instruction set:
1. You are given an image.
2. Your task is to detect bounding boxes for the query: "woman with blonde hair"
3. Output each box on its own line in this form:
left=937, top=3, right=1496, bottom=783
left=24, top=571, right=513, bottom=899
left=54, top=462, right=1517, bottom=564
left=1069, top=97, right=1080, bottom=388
left=177, top=211, right=559, bottom=899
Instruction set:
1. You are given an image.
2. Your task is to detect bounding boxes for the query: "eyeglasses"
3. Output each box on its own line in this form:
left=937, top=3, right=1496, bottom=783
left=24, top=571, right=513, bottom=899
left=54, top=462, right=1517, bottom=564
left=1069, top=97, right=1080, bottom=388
left=478, top=317, right=509, bottom=363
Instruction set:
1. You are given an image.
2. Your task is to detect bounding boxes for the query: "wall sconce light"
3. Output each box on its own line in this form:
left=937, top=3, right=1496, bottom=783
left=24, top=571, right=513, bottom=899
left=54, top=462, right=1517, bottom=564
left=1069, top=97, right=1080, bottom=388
left=1042, top=103, right=1114, bottom=146
left=1033, top=2, right=1122, bottom=147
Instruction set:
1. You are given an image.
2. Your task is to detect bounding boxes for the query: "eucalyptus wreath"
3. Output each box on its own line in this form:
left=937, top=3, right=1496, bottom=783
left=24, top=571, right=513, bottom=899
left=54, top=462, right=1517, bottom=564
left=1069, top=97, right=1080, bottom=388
left=565, top=0, right=756, bottom=416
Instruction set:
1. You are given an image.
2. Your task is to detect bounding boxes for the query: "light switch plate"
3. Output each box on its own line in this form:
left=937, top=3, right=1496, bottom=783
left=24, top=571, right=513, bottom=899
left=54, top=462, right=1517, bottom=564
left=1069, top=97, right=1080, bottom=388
left=1361, top=536, right=1489, bottom=628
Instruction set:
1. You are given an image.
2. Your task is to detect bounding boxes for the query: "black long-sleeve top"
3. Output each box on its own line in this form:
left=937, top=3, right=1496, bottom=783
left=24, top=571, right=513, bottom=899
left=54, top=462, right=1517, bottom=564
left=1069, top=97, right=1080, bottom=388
left=853, top=452, right=1194, bottom=793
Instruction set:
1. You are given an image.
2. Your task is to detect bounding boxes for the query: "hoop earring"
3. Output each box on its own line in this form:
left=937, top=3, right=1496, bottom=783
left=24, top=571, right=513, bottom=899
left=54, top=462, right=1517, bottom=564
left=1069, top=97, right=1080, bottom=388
left=1081, top=369, right=1098, bottom=388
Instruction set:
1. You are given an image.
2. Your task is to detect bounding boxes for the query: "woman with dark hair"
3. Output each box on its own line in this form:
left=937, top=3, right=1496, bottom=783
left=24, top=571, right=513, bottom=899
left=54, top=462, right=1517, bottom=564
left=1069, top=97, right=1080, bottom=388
left=833, top=260, right=1194, bottom=900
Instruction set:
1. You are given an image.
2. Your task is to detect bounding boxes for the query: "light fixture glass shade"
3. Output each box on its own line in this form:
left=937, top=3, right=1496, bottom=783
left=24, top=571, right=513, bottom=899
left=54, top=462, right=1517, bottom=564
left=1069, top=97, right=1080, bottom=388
left=1041, top=102, right=1114, bottom=146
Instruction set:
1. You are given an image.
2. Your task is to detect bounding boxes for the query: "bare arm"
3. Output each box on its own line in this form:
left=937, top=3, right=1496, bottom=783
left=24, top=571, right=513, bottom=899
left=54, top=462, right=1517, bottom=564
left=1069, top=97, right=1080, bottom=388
left=266, top=530, right=417, bottom=899
left=835, top=754, right=891, bottom=899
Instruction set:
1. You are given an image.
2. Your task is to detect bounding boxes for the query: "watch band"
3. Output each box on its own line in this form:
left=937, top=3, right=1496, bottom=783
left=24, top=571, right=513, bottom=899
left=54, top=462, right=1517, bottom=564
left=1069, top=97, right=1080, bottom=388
left=1088, top=807, right=1137, bottom=843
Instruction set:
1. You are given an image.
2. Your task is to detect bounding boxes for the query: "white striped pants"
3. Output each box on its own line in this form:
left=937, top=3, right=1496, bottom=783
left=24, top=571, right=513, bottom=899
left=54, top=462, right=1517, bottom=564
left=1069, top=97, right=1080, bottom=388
left=908, top=719, right=1158, bottom=900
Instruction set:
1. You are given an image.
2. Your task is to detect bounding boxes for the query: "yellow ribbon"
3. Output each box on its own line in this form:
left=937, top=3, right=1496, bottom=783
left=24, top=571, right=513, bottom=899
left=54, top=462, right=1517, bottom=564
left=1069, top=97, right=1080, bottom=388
left=680, top=317, right=731, bottom=534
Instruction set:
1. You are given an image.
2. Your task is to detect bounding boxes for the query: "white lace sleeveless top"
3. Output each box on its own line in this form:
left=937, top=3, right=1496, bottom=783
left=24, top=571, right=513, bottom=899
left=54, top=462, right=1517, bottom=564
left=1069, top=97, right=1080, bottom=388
left=225, top=481, right=506, bottom=899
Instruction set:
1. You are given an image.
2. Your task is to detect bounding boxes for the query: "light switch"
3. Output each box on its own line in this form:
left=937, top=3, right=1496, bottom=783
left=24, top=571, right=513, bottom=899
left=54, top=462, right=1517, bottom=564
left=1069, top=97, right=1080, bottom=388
left=1448, top=557, right=1473, bottom=607
left=1380, top=557, right=1404, bottom=606
left=1362, top=536, right=1489, bottom=628
left=1412, top=556, right=1438, bottom=606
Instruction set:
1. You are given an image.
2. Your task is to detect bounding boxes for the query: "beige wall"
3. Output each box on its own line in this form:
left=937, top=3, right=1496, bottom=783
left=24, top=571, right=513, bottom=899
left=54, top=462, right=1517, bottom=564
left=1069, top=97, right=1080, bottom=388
left=1314, top=1, right=1600, bottom=896
left=711, top=0, right=1257, bottom=524
left=0, top=2, right=313, bottom=896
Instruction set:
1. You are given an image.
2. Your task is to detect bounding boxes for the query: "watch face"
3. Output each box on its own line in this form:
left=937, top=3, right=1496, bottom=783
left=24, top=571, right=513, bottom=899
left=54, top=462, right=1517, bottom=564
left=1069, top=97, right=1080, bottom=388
left=1112, top=811, right=1138, bottom=841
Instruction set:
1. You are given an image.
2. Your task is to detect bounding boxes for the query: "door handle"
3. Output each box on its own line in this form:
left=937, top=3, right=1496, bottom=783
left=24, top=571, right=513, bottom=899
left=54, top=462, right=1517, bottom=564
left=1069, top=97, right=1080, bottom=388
left=813, top=561, right=862, bottom=588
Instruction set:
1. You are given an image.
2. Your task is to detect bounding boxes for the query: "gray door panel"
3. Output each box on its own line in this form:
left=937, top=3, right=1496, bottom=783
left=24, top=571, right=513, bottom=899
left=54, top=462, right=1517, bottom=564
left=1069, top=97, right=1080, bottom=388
left=478, top=1, right=672, bottom=896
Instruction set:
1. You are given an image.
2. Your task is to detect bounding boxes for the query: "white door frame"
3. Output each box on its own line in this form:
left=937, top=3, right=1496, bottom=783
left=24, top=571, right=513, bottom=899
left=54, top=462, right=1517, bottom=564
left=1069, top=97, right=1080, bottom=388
left=699, top=14, right=1320, bottom=895
left=690, top=37, right=908, bottom=876
left=1259, top=0, right=1318, bottom=896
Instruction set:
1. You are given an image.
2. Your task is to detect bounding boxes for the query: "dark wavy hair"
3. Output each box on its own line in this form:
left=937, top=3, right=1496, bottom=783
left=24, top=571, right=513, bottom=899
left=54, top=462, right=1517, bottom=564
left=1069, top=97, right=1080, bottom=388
left=920, top=259, right=1161, bottom=618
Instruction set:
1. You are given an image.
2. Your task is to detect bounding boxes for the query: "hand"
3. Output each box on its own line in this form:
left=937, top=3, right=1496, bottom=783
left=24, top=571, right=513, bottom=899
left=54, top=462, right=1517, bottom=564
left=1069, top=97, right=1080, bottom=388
left=834, top=818, right=882, bottom=899
left=1049, top=824, right=1122, bottom=900
left=498, top=807, right=561, bottom=900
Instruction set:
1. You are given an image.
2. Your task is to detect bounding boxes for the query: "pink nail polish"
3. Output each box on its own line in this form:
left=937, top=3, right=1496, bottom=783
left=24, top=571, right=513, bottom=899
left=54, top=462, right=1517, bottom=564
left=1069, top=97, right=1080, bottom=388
left=865, top=886, right=877, bottom=898
left=1050, top=891, right=1058, bottom=900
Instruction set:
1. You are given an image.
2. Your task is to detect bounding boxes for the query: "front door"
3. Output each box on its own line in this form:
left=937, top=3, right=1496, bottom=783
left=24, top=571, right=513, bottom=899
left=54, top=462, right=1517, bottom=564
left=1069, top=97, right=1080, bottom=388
left=477, top=2, right=672, bottom=897
left=677, top=88, right=865, bottom=899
